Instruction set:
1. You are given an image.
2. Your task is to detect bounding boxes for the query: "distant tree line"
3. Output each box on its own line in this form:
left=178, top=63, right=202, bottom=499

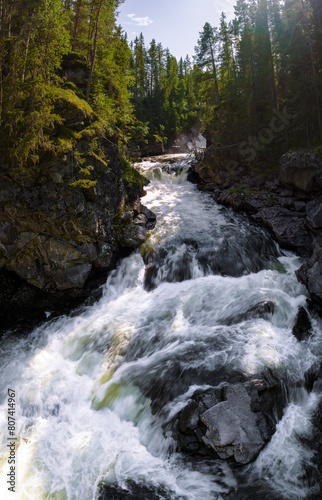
left=193, top=0, right=322, bottom=166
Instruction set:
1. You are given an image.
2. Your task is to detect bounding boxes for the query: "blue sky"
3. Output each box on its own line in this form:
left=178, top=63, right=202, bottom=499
left=117, top=0, right=236, bottom=60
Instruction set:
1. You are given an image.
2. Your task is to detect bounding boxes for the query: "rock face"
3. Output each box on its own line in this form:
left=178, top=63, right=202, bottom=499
left=0, top=132, right=154, bottom=331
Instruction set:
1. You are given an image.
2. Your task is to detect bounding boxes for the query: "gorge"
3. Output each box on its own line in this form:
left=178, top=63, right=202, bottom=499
left=0, top=155, right=321, bottom=500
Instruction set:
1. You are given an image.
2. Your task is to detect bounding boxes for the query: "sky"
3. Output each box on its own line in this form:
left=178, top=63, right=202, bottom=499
left=117, top=0, right=236, bottom=61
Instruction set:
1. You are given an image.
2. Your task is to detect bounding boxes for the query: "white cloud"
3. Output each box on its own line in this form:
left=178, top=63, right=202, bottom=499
left=126, top=13, right=153, bottom=27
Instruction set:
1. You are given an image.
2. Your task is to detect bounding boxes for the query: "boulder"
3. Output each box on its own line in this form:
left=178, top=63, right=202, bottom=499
left=201, top=384, right=264, bottom=464
left=280, top=151, right=322, bottom=192
left=177, top=376, right=286, bottom=465
left=256, top=207, right=312, bottom=255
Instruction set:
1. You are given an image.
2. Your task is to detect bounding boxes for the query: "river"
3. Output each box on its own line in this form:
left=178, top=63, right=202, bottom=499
left=0, top=154, right=321, bottom=499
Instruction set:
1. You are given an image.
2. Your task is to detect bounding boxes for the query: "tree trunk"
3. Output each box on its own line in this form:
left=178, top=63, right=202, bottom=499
left=21, top=35, right=30, bottom=82
left=0, top=66, right=3, bottom=127
left=0, top=0, right=3, bottom=33
left=209, top=43, right=220, bottom=105
left=86, top=0, right=103, bottom=101
left=72, top=0, right=83, bottom=51
left=301, top=0, right=322, bottom=139
left=8, top=1, right=13, bottom=38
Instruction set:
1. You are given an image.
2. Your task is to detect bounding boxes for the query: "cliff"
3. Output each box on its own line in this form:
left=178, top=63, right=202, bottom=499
left=0, top=90, right=155, bottom=332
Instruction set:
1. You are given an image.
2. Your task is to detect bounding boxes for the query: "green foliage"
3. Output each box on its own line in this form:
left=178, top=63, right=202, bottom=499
left=128, top=34, right=199, bottom=148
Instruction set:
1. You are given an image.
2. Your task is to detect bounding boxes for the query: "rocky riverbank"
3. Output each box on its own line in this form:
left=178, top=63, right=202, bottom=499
left=188, top=150, right=322, bottom=314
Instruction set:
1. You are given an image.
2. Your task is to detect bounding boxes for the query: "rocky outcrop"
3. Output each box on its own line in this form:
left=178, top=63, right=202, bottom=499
left=0, top=124, right=154, bottom=331
left=188, top=149, right=322, bottom=312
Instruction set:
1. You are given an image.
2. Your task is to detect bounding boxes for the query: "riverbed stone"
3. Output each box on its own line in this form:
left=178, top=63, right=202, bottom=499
left=200, top=385, right=264, bottom=464
left=176, top=375, right=286, bottom=465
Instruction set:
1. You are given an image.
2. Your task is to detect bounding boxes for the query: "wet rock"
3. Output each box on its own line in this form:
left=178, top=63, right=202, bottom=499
left=140, top=205, right=157, bottom=230
left=224, top=300, right=275, bottom=325
left=292, top=307, right=312, bottom=341
left=304, top=362, right=322, bottom=392
left=179, top=400, right=199, bottom=434
left=226, top=480, right=284, bottom=500
left=313, top=236, right=322, bottom=260
left=177, top=376, right=286, bottom=465
left=201, top=384, right=264, bottom=464
left=256, top=207, right=312, bottom=255
left=307, top=261, right=322, bottom=299
left=187, top=168, right=202, bottom=184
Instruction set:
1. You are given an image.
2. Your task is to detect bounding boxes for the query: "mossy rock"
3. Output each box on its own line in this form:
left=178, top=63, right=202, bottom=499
left=120, top=157, right=146, bottom=188
left=48, top=87, right=96, bottom=131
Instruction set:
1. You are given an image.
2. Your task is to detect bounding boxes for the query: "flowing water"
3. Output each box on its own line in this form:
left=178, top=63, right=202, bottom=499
left=0, top=154, right=321, bottom=500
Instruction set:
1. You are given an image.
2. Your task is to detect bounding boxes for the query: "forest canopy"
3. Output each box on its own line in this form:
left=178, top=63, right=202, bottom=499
left=0, top=0, right=321, bottom=169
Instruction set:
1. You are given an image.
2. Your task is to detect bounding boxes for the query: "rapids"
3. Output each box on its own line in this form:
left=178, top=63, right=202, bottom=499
left=0, top=154, right=321, bottom=500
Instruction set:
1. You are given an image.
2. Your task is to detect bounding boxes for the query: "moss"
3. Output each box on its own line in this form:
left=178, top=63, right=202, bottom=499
left=61, top=81, right=86, bottom=100
left=120, top=157, right=146, bottom=187
left=69, top=179, right=97, bottom=189
left=75, top=119, right=106, bottom=141
left=47, top=86, right=94, bottom=118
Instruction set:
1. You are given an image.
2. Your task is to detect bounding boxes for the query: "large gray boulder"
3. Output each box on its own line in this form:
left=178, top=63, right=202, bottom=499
left=201, top=384, right=264, bottom=464
left=177, top=376, right=286, bottom=465
left=256, top=207, right=312, bottom=255
left=280, top=151, right=322, bottom=192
